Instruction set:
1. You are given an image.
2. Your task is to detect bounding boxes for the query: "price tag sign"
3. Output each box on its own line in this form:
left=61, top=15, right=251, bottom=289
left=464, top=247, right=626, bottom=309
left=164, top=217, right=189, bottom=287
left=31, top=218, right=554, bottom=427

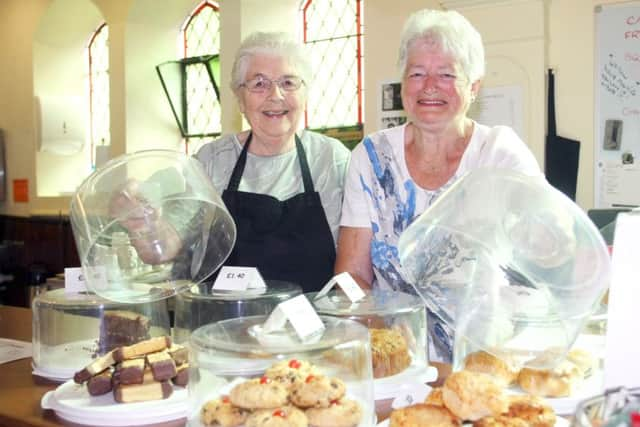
left=391, top=383, right=432, bottom=409
left=212, top=266, right=266, bottom=291
left=263, top=295, right=325, bottom=341
left=64, top=266, right=107, bottom=294
left=604, top=211, right=640, bottom=389
left=314, top=272, right=366, bottom=302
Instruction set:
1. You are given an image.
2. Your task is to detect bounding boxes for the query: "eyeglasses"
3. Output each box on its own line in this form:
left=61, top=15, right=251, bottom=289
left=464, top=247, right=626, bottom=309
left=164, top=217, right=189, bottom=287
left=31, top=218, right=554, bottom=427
left=240, top=76, right=305, bottom=93
left=405, top=71, right=467, bottom=89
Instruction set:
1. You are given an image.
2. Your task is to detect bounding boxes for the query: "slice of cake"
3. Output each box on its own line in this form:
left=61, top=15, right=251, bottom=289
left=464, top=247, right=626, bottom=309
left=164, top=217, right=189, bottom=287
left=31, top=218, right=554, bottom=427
left=370, top=328, right=411, bottom=378
left=98, top=310, right=151, bottom=354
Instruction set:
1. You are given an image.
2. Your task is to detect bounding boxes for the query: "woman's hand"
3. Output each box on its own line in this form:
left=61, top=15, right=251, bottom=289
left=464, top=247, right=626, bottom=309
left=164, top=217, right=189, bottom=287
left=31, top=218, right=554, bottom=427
left=108, top=179, right=158, bottom=233
left=108, top=179, right=182, bottom=265
left=334, top=226, right=375, bottom=290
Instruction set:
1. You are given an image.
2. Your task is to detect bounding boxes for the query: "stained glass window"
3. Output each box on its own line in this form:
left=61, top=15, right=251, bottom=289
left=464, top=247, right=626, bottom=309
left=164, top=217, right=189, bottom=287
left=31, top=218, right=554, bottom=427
left=181, top=1, right=221, bottom=154
left=302, top=0, right=363, bottom=132
left=87, top=22, right=109, bottom=167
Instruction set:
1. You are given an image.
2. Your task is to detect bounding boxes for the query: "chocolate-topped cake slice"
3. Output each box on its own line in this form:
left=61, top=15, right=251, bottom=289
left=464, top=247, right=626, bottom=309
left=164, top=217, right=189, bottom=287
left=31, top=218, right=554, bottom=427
left=98, top=310, right=151, bottom=354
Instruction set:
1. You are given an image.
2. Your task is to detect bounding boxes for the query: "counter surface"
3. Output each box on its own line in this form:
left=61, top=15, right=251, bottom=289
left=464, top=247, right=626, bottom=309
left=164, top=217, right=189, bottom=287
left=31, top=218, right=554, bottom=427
left=0, top=304, right=448, bottom=427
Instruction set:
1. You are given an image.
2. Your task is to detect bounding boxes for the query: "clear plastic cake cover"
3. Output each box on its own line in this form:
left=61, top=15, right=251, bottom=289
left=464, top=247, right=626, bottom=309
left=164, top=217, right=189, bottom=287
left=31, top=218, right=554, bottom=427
left=70, top=150, right=236, bottom=303
left=191, top=315, right=369, bottom=355
left=398, top=168, right=611, bottom=369
left=309, top=289, right=423, bottom=317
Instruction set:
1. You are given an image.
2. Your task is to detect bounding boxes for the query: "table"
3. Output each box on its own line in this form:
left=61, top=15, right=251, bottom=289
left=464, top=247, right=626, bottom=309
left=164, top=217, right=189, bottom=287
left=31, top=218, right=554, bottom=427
left=0, top=305, right=449, bottom=427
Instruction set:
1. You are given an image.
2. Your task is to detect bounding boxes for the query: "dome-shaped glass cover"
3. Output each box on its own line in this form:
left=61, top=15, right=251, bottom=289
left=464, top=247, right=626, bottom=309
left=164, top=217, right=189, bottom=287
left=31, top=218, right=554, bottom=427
left=398, top=169, right=611, bottom=369
left=70, top=150, right=236, bottom=303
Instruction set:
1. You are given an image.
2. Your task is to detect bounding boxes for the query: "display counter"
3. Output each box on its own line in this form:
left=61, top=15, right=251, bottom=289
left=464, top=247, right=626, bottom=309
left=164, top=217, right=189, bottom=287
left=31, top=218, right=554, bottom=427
left=0, top=304, right=449, bottom=427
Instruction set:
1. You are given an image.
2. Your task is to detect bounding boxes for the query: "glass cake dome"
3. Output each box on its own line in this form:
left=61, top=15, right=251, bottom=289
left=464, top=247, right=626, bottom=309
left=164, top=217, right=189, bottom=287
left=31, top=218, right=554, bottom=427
left=398, top=168, right=611, bottom=371
left=173, top=280, right=302, bottom=344
left=188, top=315, right=375, bottom=427
left=309, top=289, right=432, bottom=400
left=31, top=288, right=170, bottom=381
left=70, top=150, right=236, bottom=304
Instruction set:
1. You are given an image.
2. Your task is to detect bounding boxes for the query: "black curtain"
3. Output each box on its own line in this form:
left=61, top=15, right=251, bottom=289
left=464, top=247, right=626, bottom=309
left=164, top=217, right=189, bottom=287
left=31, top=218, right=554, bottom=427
left=545, top=69, right=580, bottom=201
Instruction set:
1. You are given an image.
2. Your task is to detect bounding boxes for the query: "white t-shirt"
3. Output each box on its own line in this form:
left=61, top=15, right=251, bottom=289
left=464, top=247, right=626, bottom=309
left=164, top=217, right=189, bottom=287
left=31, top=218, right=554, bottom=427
left=342, top=122, right=540, bottom=288
left=340, top=122, right=541, bottom=362
left=196, top=130, right=351, bottom=245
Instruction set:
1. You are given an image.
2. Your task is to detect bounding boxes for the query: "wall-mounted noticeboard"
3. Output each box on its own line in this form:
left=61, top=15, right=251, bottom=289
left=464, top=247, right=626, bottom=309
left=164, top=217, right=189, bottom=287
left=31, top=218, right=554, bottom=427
left=595, top=2, right=640, bottom=208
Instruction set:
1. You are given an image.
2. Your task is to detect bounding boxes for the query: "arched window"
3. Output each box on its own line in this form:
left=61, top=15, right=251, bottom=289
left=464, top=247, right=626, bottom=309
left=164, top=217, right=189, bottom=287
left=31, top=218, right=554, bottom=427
left=87, top=22, right=109, bottom=168
left=302, top=0, right=363, bottom=142
left=180, top=1, right=221, bottom=154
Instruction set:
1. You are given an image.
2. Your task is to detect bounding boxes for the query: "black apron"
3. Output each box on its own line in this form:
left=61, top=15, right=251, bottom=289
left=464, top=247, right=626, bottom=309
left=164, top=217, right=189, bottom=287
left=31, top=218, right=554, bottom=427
left=221, top=133, right=336, bottom=293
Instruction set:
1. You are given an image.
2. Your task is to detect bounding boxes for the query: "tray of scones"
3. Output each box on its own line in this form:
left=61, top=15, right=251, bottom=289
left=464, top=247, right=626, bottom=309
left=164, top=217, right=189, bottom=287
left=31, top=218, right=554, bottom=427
left=384, top=369, right=569, bottom=427
left=188, top=315, right=377, bottom=427
left=199, top=358, right=365, bottom=427
left=461, top=346, right=602, bottom=415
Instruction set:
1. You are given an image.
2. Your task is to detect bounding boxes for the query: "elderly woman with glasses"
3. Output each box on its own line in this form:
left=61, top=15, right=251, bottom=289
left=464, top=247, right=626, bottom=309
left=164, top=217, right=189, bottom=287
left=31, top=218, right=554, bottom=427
left=335, top=9, right=541, bottom=362
left=192, top=31, right=350, bottom=292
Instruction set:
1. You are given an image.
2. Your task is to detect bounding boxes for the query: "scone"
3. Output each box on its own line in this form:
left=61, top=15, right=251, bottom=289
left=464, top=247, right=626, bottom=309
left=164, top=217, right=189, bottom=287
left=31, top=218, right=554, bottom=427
left=442, top=371, right=509, bottom=421
left=201, top=396, right=249, bottom=427
left=566, top=348, right=595, bottom=377
left=390, top=403, right=461, bottom=427
left=229, top=377, right=289, bottom=409
left=290, top=375, right=346, bottom=408
left=424, top=387, right=444, bottom=406
left=518, top=360, right=581, bottom=398
left=371, top=328, right=411, bottom=378
left=245, top=406, right=307, bottom=427
left=463, top=351, right=519, bottom=386
left=506, top=395, right=556, bottom=427
left=305, top=398, right=362, bottom=427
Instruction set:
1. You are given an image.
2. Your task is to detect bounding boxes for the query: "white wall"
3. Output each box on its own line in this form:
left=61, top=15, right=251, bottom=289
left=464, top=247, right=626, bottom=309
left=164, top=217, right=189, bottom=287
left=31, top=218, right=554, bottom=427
left=33, top=0, right=102, bottom=197
left=0, top=0, right=622, bottom=215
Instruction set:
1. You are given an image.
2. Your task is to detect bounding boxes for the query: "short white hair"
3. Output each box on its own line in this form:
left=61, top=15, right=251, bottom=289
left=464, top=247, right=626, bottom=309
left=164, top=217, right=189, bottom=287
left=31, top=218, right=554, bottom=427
left=230, top=32, right=312, bottom=91
left=397, top=9, right=485, bottom=82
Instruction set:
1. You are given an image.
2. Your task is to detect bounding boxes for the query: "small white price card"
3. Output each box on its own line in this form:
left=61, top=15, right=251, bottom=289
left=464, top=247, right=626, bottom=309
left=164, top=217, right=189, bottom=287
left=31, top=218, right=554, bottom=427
left=64, top=267, right=95, bottom=293
left=65, top=266, right=109, bottom=293
left=262, top=295, right=325, bottom=341
left=391, top=383, right=432, bottom=409
left=212, top=266, right=266, bottom=291
left=314, top=272, right=366, bottom=302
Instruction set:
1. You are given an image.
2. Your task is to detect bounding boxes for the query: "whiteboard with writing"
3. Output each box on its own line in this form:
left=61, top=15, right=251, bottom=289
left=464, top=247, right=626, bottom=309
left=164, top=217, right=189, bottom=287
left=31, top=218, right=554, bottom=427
left=594, top=2, right=640, bottom=208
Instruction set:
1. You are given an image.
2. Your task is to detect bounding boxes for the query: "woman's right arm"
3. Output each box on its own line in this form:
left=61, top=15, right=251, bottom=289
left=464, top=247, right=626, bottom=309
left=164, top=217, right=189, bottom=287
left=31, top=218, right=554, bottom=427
left=335, top=226, right=374, bottom=289
left=335, top=139, right=376, bottom=289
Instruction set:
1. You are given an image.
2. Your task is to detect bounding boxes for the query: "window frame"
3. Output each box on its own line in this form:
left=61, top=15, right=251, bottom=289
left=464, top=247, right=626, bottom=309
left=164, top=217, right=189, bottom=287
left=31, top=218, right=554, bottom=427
left=87, top=21, right=109, bottom=167
left=301, top=0, right=364, bottom=132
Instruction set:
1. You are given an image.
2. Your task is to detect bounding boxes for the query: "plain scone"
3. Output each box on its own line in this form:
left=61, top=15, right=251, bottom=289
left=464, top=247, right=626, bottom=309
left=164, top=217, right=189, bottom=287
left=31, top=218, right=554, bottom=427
left=442, top=371, right=509, bottom=421
left=463, top=351, right=519, bottom=386
left=390, top=403, right=461, bottom=427
left=517, top=360, right=581, bottom=398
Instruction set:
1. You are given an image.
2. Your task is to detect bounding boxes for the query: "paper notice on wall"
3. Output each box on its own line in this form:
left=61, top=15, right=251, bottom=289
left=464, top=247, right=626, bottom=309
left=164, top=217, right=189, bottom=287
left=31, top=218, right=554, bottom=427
left=597, top=161, right=640, bottom=208
left=467, top=85, right=525, bottom=140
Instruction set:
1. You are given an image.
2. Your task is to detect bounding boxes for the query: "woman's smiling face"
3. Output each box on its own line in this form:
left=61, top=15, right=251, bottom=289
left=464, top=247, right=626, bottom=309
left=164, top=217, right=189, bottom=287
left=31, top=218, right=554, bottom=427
left=401, top=39, right=478, bottom=131
left=237, top=53, right=307, bottom=144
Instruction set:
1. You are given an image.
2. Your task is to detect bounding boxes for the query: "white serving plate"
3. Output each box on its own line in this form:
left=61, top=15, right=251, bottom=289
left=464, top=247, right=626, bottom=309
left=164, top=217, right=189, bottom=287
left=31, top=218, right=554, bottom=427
left=41, top=379, right=188, bottom=426
left=377, top=417, right=570, bottom=427
left=374, top=363, right=438, bottom=400
left=190, top=376, right=376, bottom=427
